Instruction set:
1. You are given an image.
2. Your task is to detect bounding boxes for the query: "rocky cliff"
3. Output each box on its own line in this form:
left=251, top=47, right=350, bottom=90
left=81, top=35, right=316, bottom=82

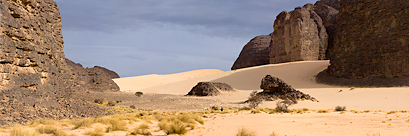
left=231, top=35, right=271, bottom=70
left=317, top=0, right=409, bottom=86
left=0, top=0, right=116, bottom=125
left=65, top=58, right=120, bottom=92
left=232, top=0, right=339, bottom=70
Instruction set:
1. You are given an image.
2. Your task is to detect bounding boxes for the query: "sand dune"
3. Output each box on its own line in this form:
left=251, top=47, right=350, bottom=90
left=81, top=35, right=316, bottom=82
left=114, top=60, right=409, bottom=111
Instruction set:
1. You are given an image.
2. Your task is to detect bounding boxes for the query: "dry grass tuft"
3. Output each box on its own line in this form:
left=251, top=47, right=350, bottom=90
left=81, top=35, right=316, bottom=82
left=85, top=127, right=105, bottom=136
left=158, top=120, right=187, bottom=135
left=27, top=118, right=57, bottom=126
left=270, top=131, right=280, bottom=136
left=236, top=127, right=257, bottom=136
left=10, top=125, right=39, bottom=136
left=318, top=109, right=331, bottom=113
left=129, top=123, right=151, bottom=135
left=36, top=125, right=67, bottom=136
left=71, top=118, right=94, bottom=129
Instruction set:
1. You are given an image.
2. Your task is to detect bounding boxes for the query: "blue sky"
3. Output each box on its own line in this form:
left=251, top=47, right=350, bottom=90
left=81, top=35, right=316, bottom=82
left=55, top=0, right=318, bottom=77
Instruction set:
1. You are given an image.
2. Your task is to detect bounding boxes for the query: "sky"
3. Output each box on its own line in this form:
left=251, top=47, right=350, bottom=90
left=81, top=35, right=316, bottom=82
left=55, top=0, right=318, bottom=77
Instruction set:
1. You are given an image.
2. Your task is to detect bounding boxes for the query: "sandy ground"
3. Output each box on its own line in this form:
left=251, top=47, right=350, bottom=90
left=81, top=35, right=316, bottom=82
left=110, top=60, right=409, bottom=135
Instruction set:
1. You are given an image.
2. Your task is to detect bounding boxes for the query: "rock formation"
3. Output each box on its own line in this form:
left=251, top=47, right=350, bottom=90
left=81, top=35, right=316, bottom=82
left=65, top=58, right=120, bottom=92
left=187, top=82, right=234, bottom=96
left=0, top=0, right=116, bottom=125
left=270, top=4, right=328, bottom=63
left=231, top=35, right=271, bottom=70
left=260, top=75, right=317, bottom=102
left=231, top=0, right=340, bottom=70
left=317, top=0, right=409, bottom=86
left=94, top=66, right=120, bottom=79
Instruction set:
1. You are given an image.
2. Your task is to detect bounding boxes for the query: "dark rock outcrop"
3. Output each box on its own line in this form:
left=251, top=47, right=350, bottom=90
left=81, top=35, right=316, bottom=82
left=65, top=58, right=120, bottom=92
left=270, top=4, right=328, bottom=64
left=317, top=0, right=409, bottom=86
left=94, top=66, right=120, bottom=79
left=231, top=35, right=271, bottom=70
left=260, top=75, right=317, bottom=102
left=0, top=0, right=111, bottom=125
left=231, top=0, right=340, bottom=70
left=187, top=82, right=234, bottom=96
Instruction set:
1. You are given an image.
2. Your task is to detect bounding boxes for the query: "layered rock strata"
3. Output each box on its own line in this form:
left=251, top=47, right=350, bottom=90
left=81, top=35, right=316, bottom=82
left=0, top=0, right=114, bottom=125
left=187, top=82, right=234, bottom=96
left=317, top=0, right=409, bottom=86
left=231, top=35, right=271, bottom=70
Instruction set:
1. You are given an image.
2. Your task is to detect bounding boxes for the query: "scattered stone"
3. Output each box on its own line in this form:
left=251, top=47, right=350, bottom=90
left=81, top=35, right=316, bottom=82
left=187, top=82, right=234, bottom=96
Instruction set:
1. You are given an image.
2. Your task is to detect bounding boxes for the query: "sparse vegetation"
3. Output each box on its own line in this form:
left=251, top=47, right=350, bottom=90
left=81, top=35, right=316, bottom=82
left=318, top=109, right=331, bottom=113
left=36, top=125, right=67, bottom=136
left=27, top=118, right=57, bottom=126
left=135, top=91, right=144, bottom=97
left=94, top=99, right=104, bottom=104
left=130, top=105, right=136, bottom=109
left=247, top=91, right=267, bottom=109
left=236, top=127, right=257, bottom=136
left=85, top=127, right=105, bottom=136
left=129, top=123, right=151, bottom=135
left=274, top=100, right=295, bottom=113
left=158, top=120, right=187, bottom=135
left=335, top=106, right=346, bottom=111
left=270, top=131, right=279, bottom=136
left=10, top=125, right=39, bottom=136
left=107, top=101, right=116, bottom=106
left=71, top=118, right=95, bottom=129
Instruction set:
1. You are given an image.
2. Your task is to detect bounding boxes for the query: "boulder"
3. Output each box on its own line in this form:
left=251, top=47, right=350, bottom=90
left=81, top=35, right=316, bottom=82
left=269, top=4, right=328, bottom=64
left=231, top=35, right=271, bottom=70
left=260, top=75, right=316, bottom=102
left=187, top=82, right=234, bottom=96
left=317, top=0, right=409, bottom=86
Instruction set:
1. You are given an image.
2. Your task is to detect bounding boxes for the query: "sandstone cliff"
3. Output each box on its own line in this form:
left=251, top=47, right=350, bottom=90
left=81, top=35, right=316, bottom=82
left=317, top=0, right=409, bottom=86
left=0, top=0, right=116, bottom=125
left=232, top=0, right=339, bottom=70
left=231, top=35, right=271, bottom=70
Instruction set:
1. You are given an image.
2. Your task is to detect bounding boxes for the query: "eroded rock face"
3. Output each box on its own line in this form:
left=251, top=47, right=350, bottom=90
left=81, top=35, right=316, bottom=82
left=0, top=0, right=108, bottom=125
left=260, top=75, right=317, bottom=102
left=187, top=82, right=234, bottom=96
left=270, top=4, right=328, bottom=64
left=94, top=66, right=120, bottom=79
left=314, top=0, right=340, bottom=58
left=231, top=35, right=271, bottom=70
left=65, top=58, right=120, bottom=92
left=317, top=0, right=409, bottom=86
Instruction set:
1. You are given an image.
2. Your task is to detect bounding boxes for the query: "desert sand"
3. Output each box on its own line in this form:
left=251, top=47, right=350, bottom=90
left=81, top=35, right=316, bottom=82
left=111, top=60, right=409, bottom=135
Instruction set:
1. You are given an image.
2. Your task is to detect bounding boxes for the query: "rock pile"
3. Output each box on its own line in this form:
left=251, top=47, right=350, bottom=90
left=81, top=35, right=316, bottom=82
left=317, top=0, right=409, bottom=86
left=65, top=59, right=120, bottom=92
left=259, top=75, right=317, bottom=102
left=187, top=82, right=235, bottom=96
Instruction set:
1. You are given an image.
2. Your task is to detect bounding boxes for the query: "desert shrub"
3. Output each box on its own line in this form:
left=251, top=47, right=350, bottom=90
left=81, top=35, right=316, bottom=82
left=130, top=105, right=136, bottom=109
left=248, top=91, right=267, bottom=108
left=129, top=123, right=151, bottom=135
left=135, top=91, right=143, bottom=97
left=107, top=101, right=116, bottom=106
left=275, top=100, right=294, bottom=113
left=236, top=127, right=257, bottom=136
left=27, top=118, right=57, bottom=126
left=85, top=127, right=105, bottom=136
left=158, top=120, right=187, bottom=135
left=71, top=118, right=94, bottom=129
left=10, top=125, right=39, bottom=136
left=105, top=119, right=127, bottom=132
left=94, top=99, right=104, bottom=104
left=250, top=109, right=261, bottom=114
left=335, top=106, right=346, bottom=111
left=318, top=109, right=331, bottom=113
left=36, top=125, right=67, bottom=136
